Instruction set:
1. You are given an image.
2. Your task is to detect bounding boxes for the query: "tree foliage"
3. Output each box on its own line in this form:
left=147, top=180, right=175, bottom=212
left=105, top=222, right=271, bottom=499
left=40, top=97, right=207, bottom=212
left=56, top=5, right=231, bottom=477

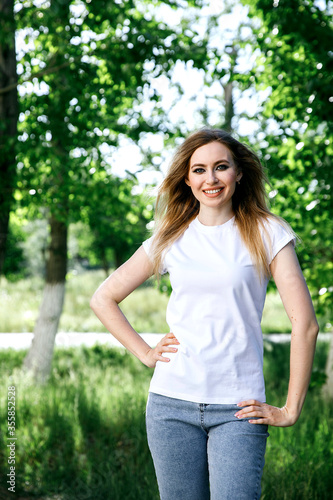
left=8, top=0, right=210, bottom=381
left=15, top=0, right=207, bottom=224
left=0, top=0, right=19, bottom=275
left=2, top=0, right=331, bottom=324
left=241, top=0, right=333, bottom=318
left=85, top=174, right=154, bottom=272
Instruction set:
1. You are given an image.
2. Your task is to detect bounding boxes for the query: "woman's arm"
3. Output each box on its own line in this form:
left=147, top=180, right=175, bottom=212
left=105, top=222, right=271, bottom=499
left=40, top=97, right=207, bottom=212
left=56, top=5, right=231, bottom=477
left=235, top=242, right=319, bottom=426
left=90, top=245, right=179, bottom=368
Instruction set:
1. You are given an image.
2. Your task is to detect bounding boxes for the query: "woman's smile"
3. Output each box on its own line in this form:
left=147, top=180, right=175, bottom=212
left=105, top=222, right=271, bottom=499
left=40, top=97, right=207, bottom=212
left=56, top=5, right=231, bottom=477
left=202, top=187, right=225, bottom=197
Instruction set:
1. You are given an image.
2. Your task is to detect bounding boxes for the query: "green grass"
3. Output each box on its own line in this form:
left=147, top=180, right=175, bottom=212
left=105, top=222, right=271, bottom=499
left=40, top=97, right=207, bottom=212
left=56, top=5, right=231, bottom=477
left=0, top=346, right=158, bottom=500
left=0, top=342, right=332, bottom=499
left=261, top=292, right=291, bottom=333
left=0, top=270, right=297, bottom=334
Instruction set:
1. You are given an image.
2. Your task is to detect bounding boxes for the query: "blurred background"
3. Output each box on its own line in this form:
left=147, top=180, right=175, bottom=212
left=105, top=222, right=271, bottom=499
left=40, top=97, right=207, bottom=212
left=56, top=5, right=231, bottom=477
left=0, top=0, right=332, bottom=497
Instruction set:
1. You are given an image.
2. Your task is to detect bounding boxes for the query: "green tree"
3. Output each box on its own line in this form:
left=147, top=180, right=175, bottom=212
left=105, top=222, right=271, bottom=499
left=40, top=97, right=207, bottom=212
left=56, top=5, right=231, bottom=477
left=0, top=0, right=18, bottom=276
left=240, top=0, right=332, bottom=393
left=1, top=214, right=26, bottom=279
left=85, top=173, right=154, bottom=274
left=13, top=0, right=207, bottom=381
left=199, top=5, right=258, bottom=133
left=240, top=0, right=332, bottom=314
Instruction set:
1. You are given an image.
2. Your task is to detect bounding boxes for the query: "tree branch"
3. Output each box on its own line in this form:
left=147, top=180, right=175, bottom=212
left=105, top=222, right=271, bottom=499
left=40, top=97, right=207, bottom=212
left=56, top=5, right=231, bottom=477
left=0, top=60, right=73, bottom=95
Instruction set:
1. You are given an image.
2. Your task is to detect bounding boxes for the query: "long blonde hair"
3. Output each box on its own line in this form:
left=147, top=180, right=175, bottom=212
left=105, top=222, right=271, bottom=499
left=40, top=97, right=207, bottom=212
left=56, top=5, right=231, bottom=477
left=150, top=128, right=293, bottom=278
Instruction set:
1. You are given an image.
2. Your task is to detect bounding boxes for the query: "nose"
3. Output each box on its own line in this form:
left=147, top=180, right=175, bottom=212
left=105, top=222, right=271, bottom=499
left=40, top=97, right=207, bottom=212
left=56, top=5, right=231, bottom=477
left=206, top=169, right=218, bottom=185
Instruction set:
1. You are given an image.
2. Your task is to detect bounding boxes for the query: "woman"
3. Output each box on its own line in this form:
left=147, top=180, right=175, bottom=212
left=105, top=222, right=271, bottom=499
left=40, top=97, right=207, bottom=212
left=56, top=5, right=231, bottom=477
left=90, top=128, right=319, bottom=500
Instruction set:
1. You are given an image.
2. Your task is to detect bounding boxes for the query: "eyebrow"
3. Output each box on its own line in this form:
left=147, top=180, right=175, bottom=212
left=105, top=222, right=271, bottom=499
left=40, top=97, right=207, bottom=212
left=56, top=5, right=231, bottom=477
left=190, top=159, right=231, bottom=169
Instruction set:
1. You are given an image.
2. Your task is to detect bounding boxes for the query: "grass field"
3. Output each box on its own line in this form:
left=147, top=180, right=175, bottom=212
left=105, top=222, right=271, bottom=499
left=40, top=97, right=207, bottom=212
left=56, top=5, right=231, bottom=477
left=0, top=270, right=294, bottom=334
left=0, top=342, right=332, bottom=499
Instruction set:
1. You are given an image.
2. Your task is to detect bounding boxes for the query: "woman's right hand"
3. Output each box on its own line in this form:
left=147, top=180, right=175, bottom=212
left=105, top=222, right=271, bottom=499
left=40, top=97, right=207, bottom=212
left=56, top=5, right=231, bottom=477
left=143, top=332, right=180, bottom=368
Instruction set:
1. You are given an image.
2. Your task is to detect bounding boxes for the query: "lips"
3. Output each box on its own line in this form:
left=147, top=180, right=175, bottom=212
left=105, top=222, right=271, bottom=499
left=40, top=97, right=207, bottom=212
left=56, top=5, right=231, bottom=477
left=202, top=187, right=224, bottom=197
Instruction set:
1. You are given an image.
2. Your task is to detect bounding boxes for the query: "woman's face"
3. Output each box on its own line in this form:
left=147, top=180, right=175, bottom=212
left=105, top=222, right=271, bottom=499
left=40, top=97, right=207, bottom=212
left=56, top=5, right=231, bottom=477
left=185, top=141, right=242, bottom=213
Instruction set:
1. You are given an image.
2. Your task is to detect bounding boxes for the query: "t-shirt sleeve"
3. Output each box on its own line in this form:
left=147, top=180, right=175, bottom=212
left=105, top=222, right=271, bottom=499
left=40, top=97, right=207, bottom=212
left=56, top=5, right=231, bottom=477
left=264, top=218, right=297, bottom=264
left=142, top=236, right=153, bottom=256
left=142, top=236, right=168, bottom=274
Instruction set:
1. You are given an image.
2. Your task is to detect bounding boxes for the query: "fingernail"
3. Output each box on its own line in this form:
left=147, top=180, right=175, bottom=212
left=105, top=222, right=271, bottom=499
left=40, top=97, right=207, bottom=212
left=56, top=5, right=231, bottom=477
left=234, top=413, right=239, bottom=417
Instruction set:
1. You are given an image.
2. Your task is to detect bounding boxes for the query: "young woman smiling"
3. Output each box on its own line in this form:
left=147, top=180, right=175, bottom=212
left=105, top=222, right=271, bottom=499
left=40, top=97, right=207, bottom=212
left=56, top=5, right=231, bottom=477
left=90, top=128, right=319, bottom=500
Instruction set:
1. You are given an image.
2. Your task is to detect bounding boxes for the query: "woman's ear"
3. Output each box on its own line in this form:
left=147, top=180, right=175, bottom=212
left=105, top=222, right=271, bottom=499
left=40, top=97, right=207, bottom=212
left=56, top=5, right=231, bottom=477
left=185, top=177, right=191, bottom=187
left=236, top=172, right=243, bottom=183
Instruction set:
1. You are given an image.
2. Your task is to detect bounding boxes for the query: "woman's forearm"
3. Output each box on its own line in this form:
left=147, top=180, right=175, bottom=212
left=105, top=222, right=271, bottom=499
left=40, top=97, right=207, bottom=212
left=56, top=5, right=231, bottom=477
left=90, top=294, right=152, bottom=365
left=235, top=321, right=319, bottom=427
left=285, top=322, right=319, bottom=421
left=89, top=246, right=160, bottom=366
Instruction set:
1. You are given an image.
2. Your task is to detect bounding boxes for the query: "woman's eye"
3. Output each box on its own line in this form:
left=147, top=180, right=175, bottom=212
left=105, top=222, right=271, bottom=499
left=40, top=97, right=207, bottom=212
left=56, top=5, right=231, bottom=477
left=193, top=168, right=205, bottom=173
left=216, top=164, right=228, bottom=171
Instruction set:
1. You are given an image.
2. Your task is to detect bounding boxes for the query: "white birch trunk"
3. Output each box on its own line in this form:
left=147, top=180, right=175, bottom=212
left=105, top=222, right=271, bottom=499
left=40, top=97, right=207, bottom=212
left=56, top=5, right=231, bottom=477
left=23, top=282, right=65, bottom=383
left=23, top=215, right=67, bottom=382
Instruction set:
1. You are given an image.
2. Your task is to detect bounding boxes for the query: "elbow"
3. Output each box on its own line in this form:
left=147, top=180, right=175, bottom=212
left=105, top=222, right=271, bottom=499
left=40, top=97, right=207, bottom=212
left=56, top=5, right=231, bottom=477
left=291, top=317, right=319, bottom=343
left=89, top=295, right=96, bottom=312
left=311, top=319, right=320, bottom=338
left=306, top=318, right=319, bottom=341
left=90, top=292, right=101, bottom=312
left=90, top=289, right=118, bottom=312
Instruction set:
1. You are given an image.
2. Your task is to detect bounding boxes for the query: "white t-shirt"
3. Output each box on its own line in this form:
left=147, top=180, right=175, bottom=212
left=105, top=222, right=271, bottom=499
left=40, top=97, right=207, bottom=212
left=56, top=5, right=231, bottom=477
left=142, top=216, right=295, bottom=404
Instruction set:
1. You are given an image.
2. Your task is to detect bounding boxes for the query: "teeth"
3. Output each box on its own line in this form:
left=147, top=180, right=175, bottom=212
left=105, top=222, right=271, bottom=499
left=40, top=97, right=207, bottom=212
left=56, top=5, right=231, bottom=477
left=204, top=188, right=222, bottom=194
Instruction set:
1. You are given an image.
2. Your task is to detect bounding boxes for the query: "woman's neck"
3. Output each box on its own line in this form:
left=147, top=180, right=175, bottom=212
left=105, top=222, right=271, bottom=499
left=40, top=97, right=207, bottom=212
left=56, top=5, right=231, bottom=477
left=197, top=207, right=235, bottom=227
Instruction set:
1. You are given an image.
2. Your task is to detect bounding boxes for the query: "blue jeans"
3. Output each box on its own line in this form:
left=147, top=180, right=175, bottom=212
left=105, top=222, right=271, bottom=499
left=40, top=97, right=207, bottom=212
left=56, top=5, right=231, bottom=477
left=146, top=393, right=269, bottom=500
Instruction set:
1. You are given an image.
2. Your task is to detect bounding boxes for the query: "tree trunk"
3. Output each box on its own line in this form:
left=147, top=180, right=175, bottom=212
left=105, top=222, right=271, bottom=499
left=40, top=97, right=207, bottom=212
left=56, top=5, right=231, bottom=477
left=23, top=215, right=68, bottom=383
left=0, top=0, right=18, bottom=275
left=323, top=337, right=333, bottom=398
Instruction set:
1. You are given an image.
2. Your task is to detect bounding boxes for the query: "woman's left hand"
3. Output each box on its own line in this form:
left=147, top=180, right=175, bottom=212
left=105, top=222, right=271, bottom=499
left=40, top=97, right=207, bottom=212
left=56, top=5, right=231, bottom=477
left=234, top=400, right=298, bottom=427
